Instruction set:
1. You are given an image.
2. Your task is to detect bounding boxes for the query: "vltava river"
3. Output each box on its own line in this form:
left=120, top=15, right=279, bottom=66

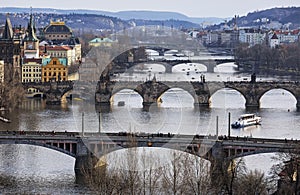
left=0, top=63, right=299, bottom=193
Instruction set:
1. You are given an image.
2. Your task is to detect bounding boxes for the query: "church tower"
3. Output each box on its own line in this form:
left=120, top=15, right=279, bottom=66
left=23, top=13, right=39, bottom=58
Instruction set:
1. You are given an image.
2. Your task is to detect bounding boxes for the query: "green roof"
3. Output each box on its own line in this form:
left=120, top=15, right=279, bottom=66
left=89, top=37, right=113, bottom=43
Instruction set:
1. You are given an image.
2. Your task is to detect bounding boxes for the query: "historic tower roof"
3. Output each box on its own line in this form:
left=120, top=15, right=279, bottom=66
left=2, top=16, right=13, bottom=39
left=24, top=14, right=39, bottom=42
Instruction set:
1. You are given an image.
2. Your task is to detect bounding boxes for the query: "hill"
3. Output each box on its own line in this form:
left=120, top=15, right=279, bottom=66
left=0, top=7, right=224, bottom=26
left=210, top=7, right=300, bottom=30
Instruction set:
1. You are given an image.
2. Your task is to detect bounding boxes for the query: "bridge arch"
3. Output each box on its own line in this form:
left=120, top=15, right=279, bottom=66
left=110, top=89, right=143, bottom=107
left=210, top=88, right=246, bottom=108
left=259, top=88, right=297, bottom=108
left=172, top=63, right=207, bottom=73
left=99, top=147, right=211, bottom=170
left=158, top=87, right=196, bottom=108
left=0, top=140, right=76, bottom=158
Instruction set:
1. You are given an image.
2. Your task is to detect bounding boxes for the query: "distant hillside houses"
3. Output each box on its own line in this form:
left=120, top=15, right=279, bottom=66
left=195, top=28, right=300, bottom=48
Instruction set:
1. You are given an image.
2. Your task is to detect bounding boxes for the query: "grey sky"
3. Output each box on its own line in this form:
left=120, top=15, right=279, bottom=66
left=0, top=0, right=300, bottom=18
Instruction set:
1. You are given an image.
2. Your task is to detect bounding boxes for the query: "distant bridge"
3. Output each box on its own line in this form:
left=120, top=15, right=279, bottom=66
left=96, top=79, right=300, bottom=110
left=1, top=130, right=300, bottom=184
left=23, top=79, right=300, bottom=109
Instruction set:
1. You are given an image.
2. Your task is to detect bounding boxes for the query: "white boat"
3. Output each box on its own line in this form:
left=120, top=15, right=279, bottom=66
left=231, top=113, right=261, bottom=128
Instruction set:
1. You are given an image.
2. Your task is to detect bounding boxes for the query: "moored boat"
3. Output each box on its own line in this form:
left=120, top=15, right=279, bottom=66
left=231, top=113, right=261, bottom=128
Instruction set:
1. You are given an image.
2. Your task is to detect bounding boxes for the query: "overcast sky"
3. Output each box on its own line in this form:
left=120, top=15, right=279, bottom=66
left=1, top=0, right=300, bottom=18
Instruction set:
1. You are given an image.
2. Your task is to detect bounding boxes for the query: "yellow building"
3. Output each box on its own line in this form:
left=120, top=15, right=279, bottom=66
left=42, top=58, right=68, bottom=82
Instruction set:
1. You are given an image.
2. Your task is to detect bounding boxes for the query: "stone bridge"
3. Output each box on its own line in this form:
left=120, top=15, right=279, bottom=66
left=113, top=57, right=234, bottom=74
left=1, top=131, right=300, bottom=184
left=23, top=80, right=73, bottom=104
left=95, top=79, right=300, bottom=110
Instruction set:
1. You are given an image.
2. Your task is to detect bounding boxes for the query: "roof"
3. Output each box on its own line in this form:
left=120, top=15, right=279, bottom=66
left=44, top=22, right=72, bottom=34
left=39, top=45, right=72, bottom=51
left=23, top=58, right=42, bottom=64
left=271, top=33, right=279, bottom=39
left=23, top=14, right=39, bottom=42
left=42, top=57, right=67, bottom=66
left=2, top=16, right=13, bottom=39
left=89, top=37, right=114, bottom=43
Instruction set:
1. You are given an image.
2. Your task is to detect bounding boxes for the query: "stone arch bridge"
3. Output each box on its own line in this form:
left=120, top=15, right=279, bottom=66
left=96, top=79, right=300, bottom=110
left=23, top=80, right=73, bottom=105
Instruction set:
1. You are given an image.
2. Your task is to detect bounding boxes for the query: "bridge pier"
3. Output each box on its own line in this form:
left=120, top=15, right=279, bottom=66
left=95, top=102, right=111, bottom=113
left=165, top=65, right=172, bottom=73
left=206, top=61, right=215, bottom=73
left=74, top=139, right=99, bottom=184
left=296, top=98, right=300, bottom=111
left=195, top=94, right=211, bottom=108
left=142, top=102, right=159, bottom=111
left=209, top=141, right=230, bottom=194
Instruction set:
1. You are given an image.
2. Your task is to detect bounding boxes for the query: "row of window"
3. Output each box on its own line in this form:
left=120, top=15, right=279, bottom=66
left=43, top=78, right=67, bottom=82
left=43, top=72, right=66, bottom=76
left=48, top=35, right=69, bottom=38
left=49, top=53, right=68, bottom=57
left=22, top=79, right=41, bottom=83
left=23, top=68, right=41, bottom=72
left=23, top=73, right=41, bottom=77
left=44, top=68, right=65, bottom=71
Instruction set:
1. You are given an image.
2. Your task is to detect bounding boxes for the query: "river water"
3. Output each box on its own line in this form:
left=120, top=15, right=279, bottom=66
left=0, top=63, right=299, bottom=193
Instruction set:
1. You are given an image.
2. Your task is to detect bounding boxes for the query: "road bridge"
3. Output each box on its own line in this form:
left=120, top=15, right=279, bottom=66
left=0, top=131, right=300, bottom=184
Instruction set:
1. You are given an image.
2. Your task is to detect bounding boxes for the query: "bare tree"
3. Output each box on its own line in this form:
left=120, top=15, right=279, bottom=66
left=237, top=169, right=268, bottom=195
left=183, top=154, right=211, bottom=194
left=161, top=150, right=187, bottom=195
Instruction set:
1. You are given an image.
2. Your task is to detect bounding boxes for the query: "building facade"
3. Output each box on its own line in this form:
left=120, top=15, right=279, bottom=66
left=41, top=57, right=68, bottom=82
left=22, top=58, right=42, bottom=83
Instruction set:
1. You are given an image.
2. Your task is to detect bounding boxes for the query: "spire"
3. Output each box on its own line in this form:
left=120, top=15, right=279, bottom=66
left=24, top=13, right=38, bottom=42
left=2, top=14, right=13, bottom=39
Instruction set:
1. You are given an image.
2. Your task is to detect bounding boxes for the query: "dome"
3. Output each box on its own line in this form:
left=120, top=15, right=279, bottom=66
left=44, top=21, right=72, bottom=34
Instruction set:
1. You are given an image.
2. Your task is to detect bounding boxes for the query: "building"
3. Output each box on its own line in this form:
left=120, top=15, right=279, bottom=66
left=89, top=37, right=115, bottom=47
left=41, top=20, right=81, bottom=64
left=270, top=33, right=280, bottom=48
left=43, top=21, right=73, bottom=41
left=41, top=57, right=68, bottom=82
left=0, top=16, right=22, bottom=82
left=40, top=45, right=74, bottom=65
left=21, top=58, right=42, bottom=83
left=239, top=29, right=265, bottom=46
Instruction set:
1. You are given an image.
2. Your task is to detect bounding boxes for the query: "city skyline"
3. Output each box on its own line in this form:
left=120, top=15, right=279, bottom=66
left=0, top=0, right=300, bottom=18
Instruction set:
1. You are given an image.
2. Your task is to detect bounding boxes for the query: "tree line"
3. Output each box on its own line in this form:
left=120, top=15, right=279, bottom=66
left=83, top=148, right=271, bottom=194
left=234, top=42, right=300, bottom=76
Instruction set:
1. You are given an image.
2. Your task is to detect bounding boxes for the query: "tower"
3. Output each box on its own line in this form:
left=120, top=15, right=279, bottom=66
left=23, top=13, right=39, bottom=58
left=0, top=15, right=22, bottom=82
